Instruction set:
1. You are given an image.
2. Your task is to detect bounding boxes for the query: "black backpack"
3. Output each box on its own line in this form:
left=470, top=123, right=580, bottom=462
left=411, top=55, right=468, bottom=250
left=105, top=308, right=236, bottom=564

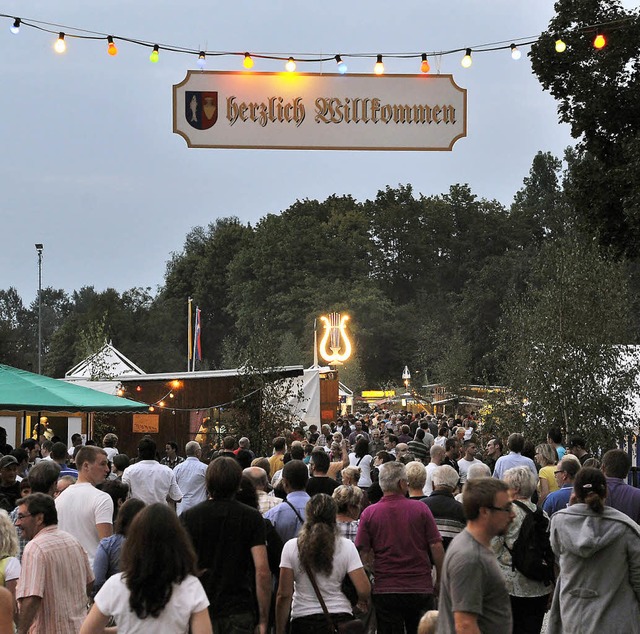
left=506, top=500, right=555, bottom=585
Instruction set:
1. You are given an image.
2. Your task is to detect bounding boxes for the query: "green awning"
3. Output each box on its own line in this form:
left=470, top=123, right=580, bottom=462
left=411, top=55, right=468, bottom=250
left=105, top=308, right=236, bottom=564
left=0, top=364, right=150, bottom=413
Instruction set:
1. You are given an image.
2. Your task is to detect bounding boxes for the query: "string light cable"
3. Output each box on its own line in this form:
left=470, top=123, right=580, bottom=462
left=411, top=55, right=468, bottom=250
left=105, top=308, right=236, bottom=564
left=2, top=13, right=637, bottom=70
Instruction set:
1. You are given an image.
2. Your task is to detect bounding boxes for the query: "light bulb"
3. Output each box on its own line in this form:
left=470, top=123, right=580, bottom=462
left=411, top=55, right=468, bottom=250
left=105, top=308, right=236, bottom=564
left=197, top=51, right=206, bottom=69
left=374, top=54, right=384, bottom=75
left=107, top=36, right=118, bottom=56
left=335, top=55, right=347, bottom=74
left=555, top=37, right=566, bottom=53
left=10, top=18, right=20, bottom=35
left=593, top=33, right=606, bottom=49
left=420, top=53, right=430, bottom=74
left=54, top=32, right=66, bottom=54
left=149, top=45, right=159, bottom=63
left=285, top=57, right=296, bottom=72
left=461, top=48, right=472, bottom=68
left=243, top=52, right=254, bottom=69
left=510, top=44, right=521, bottom=60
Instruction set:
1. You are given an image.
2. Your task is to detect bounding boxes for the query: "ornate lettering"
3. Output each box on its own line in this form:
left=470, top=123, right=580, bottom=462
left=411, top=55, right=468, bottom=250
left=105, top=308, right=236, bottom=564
left=226, top=96, right=305, bottom=127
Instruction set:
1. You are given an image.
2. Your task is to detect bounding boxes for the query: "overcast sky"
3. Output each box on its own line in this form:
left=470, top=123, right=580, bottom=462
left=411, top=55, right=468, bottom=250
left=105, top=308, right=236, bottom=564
left=1, top=2, right=598, bottom=303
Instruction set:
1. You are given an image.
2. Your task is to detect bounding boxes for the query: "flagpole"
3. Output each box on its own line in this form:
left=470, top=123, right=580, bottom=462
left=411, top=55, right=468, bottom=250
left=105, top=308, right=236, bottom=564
left=313, top=318, right=318, bottom=367
left=187, top=297, right=193, bottom=372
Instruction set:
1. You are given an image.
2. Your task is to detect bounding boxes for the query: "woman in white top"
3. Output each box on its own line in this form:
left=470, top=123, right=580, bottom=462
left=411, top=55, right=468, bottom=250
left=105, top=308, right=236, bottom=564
left=276, top=494, right=370, bottom=634
left=348, top=438, right=373, bottom=488
left=0, top=510, right=20, bottom=628
left=81, top=503, right=212, bottom=634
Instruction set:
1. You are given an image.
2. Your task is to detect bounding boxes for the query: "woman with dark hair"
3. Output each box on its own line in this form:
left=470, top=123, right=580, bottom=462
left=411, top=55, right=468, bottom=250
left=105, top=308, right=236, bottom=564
left=96, top=479, right=130, bottom=523
left=93, top=498, right=146, bottom=594
left=548, top=467, right=640, bottom=634
left=348, top=438, right=373, bottom=489
left=275, top=494, right=370, bottom=634
left=81, top=503, right=212, bottom=634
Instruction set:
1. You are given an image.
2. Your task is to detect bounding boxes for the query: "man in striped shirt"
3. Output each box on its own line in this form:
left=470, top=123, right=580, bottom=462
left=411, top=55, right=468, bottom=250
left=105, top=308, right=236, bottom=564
left=16, top=493, right=93, bottom=634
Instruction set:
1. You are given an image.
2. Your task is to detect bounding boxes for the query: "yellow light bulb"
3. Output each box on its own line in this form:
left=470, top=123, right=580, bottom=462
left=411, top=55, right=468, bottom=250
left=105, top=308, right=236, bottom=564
left=555, top=38, right=566, bottom=53
left=461, top=48, right=472, bottom=68
left=243, top=52, right=254, bottom=69
left=374, top=54, right=384, bottom=75
left=593, top=34, right=606, bottom=49
left=150, top=45, right=159, bottom=63
left=285, top=57, right=296, bottom=72
left=54, top=33, right=66, bottom=54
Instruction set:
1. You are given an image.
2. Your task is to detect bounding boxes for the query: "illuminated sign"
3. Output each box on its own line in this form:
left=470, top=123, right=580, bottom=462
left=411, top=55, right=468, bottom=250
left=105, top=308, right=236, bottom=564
left=361, top=390, right=396, bottom=398
left=319, top=313, right=352, bottom=364
left=173, top=71, right=467, bottom=151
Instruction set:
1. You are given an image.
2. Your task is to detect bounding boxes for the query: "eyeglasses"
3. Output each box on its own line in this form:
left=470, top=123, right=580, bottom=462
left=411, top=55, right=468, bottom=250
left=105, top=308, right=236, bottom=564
left=487, top=503, right=513, bottom=513
left=16, top=513, right=32, bottom=520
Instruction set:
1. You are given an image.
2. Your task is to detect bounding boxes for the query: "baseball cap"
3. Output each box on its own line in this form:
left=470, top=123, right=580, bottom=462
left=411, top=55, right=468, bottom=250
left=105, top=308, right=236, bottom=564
left=0, top=455, right=18, bottom=469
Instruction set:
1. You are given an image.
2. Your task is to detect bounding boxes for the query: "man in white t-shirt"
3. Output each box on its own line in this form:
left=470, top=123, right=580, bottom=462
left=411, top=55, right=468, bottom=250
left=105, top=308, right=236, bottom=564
left=457, top=440, right=483, bottom=484
left=122, top=438, right=182, bottom=508
left=424, top=444, right=445, bottom=496
left=55, top=445, right=113, bottom=567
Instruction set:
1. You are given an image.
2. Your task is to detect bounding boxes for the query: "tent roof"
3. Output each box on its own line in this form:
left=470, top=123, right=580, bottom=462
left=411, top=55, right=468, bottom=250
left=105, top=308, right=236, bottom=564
left=65, top=341, right=145, bottom=379
left=0, top=364, right=150, bottom=413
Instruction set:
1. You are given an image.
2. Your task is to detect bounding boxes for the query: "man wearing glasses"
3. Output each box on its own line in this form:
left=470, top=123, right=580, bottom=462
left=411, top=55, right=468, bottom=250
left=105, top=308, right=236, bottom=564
left=438, top=478, right=515, bottom=634
left=15, top=493, right=93, bottom=634
left=542, top=456, right=581, bottom=517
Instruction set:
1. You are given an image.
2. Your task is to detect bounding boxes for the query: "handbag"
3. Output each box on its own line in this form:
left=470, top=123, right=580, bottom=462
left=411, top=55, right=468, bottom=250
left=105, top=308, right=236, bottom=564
left=304, top=563, right=364, bottom=634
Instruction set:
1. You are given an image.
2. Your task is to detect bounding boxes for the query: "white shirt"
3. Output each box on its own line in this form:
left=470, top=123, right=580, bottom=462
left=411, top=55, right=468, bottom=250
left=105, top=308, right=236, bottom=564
left=173, top=456, right=208, bottom=515
left=423, top=462, right=439, bottom=496
left=122, top=460, right=183, bottom=505
left=95, top=572, right=209, bottom=633
left=280, top=536, right=362, bottom=618
left=457, top=457, right=483, bottom=484
left=55, top=482, right=114, bottom=567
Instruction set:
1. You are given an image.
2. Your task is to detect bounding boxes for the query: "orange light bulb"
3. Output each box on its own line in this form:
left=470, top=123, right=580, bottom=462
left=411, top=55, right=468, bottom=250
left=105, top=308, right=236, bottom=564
left=593, top=34, right=606, bottom=49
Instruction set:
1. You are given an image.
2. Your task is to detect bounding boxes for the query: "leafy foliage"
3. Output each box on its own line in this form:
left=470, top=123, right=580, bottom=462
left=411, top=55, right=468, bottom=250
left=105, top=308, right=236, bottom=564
left=498, top=235, right=639, bottom=450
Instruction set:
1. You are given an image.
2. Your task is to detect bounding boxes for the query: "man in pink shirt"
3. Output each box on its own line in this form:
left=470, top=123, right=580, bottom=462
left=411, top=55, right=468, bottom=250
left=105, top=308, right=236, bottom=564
left=356, top=461, right=444, bottom=634
left=16, top=493, right=93, bottom=634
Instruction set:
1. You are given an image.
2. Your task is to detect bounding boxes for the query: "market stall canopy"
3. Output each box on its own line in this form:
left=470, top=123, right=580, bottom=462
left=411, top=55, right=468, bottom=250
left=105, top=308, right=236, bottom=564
left=0, top=364, right=150, bottom=413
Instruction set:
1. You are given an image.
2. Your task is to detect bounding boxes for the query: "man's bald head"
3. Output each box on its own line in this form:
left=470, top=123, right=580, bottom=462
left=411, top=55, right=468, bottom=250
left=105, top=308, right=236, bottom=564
left=242, top=466, right=269, bottom=491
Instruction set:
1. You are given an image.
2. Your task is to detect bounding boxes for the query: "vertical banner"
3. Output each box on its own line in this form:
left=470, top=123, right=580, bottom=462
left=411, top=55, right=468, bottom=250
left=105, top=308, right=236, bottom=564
left=193, top=307, right=202, bottom=363
left=187, top=297, right=193, bottom=372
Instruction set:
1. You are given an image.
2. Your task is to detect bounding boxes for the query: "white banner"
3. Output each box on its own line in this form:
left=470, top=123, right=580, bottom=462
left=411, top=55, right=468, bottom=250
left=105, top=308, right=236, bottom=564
left=173, top=71, right=467, bottom=151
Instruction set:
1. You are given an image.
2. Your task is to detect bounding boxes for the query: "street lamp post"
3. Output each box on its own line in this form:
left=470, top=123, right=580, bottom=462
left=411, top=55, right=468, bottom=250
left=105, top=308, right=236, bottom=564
left=35, top=243, right=43, bottom=374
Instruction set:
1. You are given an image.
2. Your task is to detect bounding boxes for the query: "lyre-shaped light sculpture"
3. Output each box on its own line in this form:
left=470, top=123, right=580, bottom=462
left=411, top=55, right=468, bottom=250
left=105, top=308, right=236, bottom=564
left=318, top=312, right=352, bottom=365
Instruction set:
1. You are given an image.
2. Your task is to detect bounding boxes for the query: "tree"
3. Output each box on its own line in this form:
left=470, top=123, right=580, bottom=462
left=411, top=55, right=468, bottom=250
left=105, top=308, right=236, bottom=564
left=530, top=0, right=640, bottom=255
left=498, top=235, right=640, bottom=451
left=0, top=288, right=28, bottom=368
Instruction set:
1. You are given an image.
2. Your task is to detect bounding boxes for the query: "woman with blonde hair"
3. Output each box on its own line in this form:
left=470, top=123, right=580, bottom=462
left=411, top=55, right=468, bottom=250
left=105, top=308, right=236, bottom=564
left=276, top=494, right=370, bottom=634
left=493, top=466, right=552, bottom=634
left=0, top=509, right=19, bottom=623
left=535, top=443, right=559, bottom=505
left=333, top=485, right=364, bottom=543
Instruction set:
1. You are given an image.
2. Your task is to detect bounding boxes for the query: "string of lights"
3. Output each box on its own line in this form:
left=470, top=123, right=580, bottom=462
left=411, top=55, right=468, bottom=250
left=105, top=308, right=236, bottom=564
left=117, top=381, right=264, bottom=413
left=2, top=13, right=637, bottom=72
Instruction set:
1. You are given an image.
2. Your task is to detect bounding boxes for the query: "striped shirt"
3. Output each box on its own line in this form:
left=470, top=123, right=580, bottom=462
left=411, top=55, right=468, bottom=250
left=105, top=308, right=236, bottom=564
left=17, top=525, right=93, bottom=634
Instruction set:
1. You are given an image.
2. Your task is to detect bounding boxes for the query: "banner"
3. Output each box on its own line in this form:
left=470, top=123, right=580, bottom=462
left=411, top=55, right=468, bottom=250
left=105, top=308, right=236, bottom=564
left=173, top=71, right=467, bottom=151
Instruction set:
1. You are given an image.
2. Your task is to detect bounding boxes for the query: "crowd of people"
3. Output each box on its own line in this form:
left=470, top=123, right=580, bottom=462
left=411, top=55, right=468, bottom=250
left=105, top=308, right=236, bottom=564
left=1, top=411, right=640, bottom=634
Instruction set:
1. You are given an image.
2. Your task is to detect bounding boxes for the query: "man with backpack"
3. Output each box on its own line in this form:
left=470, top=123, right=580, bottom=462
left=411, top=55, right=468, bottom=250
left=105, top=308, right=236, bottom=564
left=492, top=466, right=554, bottom=634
